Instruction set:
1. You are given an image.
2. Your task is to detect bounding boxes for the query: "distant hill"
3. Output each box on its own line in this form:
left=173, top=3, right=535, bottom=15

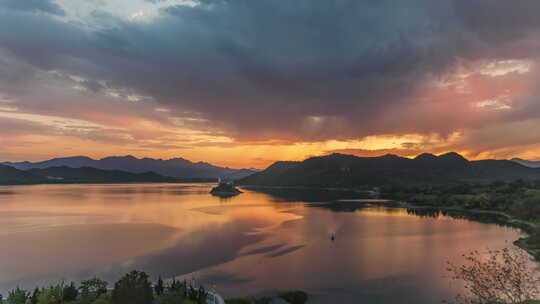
left=511, top=158, right=540, bottom=168
left=3, top=156, right=256, bottom=179
left=0, top=164, right=46, bottom=185
left=0, top=165, right=183, bottom=185
left=28, top=166, right=174, bottom=183
left=239, top=152, right=540, bottom=187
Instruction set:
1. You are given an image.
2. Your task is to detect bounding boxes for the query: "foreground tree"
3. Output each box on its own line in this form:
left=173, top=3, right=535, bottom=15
left=111, top=271, right=153, bottom=304
left=154, top=277, right=164, bottom=296
left=187, top=285, right=207, bottom=304
left=30, top=288, right=40, bottom=304
left=7, top=288, right=28, bottom=304
left=79, top=278, right=108, bottom=303
left=169, top=280, right=186, bottom=296
left=62, top=282, right=78, bottom=302
left=446, top=248, right=540, bottom=304
left=37, top=285, right=62, bottom=304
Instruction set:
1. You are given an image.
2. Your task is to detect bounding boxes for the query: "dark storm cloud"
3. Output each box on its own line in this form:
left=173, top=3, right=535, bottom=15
left=2, top=0, right=540, bottom=142
left=0, top=0, right=65, bottom=16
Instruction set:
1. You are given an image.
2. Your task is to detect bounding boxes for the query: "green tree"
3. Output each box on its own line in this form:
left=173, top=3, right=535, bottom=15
left=30, top=288, right=40, bottom=304
left=111, top=271, right=153, bottom=304
left=186, top=285, right=207, bottom=304
left=79, top=278, right=108, bottom=303
left=154, top=277, right=164, bottom=296
left=37, top=286, right=62, bottom=304
left=169, top=280, right=186, bottom=296
left=7, top=287, right=28, bottom=304
left=62, top=282, right=78, bottom=302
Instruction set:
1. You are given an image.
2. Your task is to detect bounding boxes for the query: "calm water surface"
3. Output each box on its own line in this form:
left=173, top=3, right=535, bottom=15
left=0, top=183, right=528, bottom=303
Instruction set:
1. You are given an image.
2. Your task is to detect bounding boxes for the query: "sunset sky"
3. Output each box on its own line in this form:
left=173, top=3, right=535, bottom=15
left=1, top=0, right=540, bottom=169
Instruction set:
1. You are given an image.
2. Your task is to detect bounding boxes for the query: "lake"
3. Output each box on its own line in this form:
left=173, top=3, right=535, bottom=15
left=0, top=183, right=529, bottom=303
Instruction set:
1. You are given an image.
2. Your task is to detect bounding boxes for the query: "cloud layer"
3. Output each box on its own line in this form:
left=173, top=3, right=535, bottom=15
left=1, top=0, right=540, bottom=166
left=0, top=0, right=65, bottom=15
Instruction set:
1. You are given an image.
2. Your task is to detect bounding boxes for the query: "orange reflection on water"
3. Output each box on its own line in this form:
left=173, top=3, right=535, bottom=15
left=0, top=184, right=528, bottom=304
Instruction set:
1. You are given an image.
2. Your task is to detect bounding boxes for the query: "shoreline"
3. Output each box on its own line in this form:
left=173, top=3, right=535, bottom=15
left=0, top=180, right=216, bottom=187
left=403, top=204, right=539, bottom=260
left=240, top=185, right=540, bottom=262
left=315, top=198, right=540, bottom=262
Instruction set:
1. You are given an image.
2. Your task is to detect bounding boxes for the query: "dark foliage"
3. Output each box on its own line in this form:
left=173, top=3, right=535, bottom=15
left=1, top=273, right=216, bottom=304
left=240, top=153, right=540, bottom=187
left=278, top=291, right=308, bottom=304
left=7, top=287, right=28, bottom=304
left=0, top=164, right=45, bottom=185
left=385, top=179, right=540, bottom=222
left=224, top=300, right=251, bottom=304
left=30, top=288, right=40, bottom=304
left=63, top=282, right=78, bottom=302
left=79, top=278, right=108, bottom=302
left=154, top=277, right=164, bottom=296
left=112, top=271, right=154, bottom=304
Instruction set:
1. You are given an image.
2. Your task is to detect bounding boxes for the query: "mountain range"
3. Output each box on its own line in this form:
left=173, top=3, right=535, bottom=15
left=239, top=152, right=540, bottom=187
left=2, top=156, right=256, bottom=179
left=5, top=153, right=540, bottom=187
left=0, top=165, right=179, bottom=185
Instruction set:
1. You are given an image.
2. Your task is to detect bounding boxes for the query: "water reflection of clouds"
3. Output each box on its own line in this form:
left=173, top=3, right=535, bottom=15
left=266, top=245, right=306, bottom=258
left=0, top=190, right=15, bottom=195
left=0, top=184, right=302, bottom=293
left=0, top=223, right=182, bottom=292
left=0, top=184, right=528, bottom=304
left=240, top=244, right=285, bottom=256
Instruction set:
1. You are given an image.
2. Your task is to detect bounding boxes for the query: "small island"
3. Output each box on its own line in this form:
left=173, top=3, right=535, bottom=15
left=210, top=180, right=242, bottom=197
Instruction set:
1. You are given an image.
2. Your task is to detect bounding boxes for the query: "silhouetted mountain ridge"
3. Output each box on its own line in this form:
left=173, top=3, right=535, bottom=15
left=0, top=164, right=46, bottom=184
left=28, top=166, right=172, bottom=183
left=3, top=155, right=256, bottom=179
left=239, top=152, right=540, bottom=187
